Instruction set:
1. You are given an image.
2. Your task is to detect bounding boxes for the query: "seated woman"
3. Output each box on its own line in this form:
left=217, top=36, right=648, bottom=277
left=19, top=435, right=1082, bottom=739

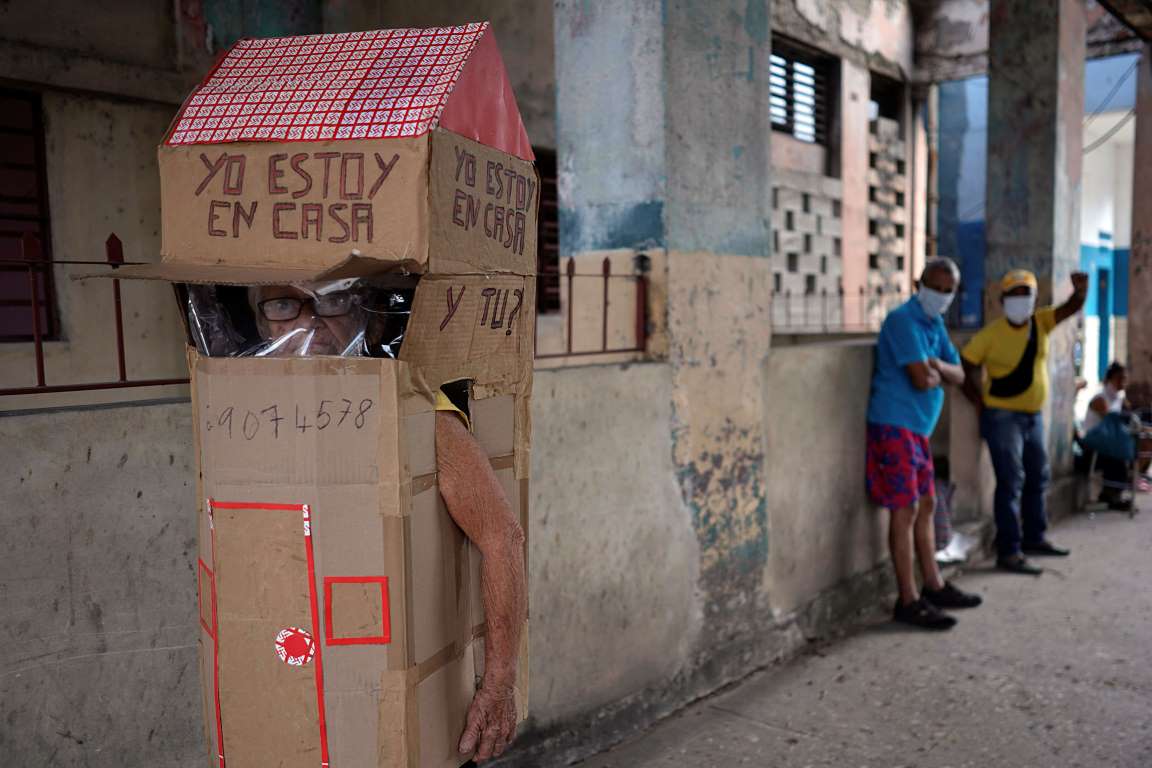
left=1082, top=362, right=1138, bottom=510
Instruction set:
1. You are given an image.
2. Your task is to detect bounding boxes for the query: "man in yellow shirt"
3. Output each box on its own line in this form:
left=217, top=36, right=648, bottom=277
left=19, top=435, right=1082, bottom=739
left=961, top=269, right=1087, bottom=575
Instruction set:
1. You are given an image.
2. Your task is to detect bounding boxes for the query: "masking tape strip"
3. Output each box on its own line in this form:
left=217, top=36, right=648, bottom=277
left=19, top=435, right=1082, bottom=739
left=410, top=453, right=514, bottom=498
left=383, top=515, right=408, bottom=669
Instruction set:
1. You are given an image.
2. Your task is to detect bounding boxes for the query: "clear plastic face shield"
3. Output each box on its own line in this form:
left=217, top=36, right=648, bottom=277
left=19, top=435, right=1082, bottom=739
left=184, top=277, right=417, bottom=358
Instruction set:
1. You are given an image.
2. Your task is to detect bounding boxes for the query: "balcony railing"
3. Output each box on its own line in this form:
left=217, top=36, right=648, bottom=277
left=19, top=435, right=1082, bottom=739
left=771, top=285, right=983, bottom=334
left=534, top=256, right=649, bottom=359
left=1, top=235, right=652, bottom=399
left=0, top=233, right=189, bottom=397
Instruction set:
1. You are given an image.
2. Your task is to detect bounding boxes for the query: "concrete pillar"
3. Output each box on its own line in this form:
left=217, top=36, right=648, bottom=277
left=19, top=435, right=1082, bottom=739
left=1126, top=47, right=1152, bottom=405
left=554, top=0, right=775, bottom=664
left=983, top=0, right=1084, bottom=475
left=839, top=62, right=871, bottom=315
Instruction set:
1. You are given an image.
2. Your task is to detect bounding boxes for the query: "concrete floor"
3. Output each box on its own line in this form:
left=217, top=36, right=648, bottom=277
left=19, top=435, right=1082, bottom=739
left=577, top=508, right=1152, bottom=768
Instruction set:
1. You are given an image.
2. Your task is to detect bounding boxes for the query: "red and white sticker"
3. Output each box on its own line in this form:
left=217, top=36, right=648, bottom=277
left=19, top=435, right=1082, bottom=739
left=274, top=627, right=316, bottom=666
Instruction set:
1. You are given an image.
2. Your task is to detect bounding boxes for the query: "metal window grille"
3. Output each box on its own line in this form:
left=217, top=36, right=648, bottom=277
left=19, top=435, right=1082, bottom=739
left=0, top=88, right=57, bottom=342
left=769, top=38, right=833, bottom=146
left=535, top=147, right=561, bottom=314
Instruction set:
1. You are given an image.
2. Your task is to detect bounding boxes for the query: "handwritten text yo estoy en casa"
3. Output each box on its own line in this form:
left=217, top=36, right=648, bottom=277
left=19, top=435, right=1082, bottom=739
left=450, top=146, right=536, bottom=257
left=194, top=151, right=400, bottom=243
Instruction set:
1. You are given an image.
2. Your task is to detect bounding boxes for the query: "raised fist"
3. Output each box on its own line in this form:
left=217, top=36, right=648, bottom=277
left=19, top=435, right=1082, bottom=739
left=1071, top=272, right=1089, bottom=296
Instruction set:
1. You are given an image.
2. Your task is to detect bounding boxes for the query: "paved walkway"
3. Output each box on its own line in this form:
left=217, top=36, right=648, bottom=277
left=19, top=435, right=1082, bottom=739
left=578, top=508, right=1152, bottom=768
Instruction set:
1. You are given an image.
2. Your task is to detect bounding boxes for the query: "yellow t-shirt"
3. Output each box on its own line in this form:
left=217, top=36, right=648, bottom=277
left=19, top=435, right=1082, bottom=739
left=434, top=385, right=471, bottom=430
left=961, top=307, right=1057, bottom=414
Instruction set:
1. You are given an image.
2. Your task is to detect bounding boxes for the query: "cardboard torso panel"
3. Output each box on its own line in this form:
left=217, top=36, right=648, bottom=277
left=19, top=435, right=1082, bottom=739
left=192, top=354, right=528, bottom=768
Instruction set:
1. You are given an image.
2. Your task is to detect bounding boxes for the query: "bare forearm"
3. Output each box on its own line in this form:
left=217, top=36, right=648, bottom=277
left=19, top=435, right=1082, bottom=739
left=435, top=412, right=526, bottom=686
left=1055, top=295, right=1085, bottom=324
left=478, top=528, right=526, bottom=685
left=934, top=361, right=965, bottom=387
left=1056, top=274, right=1089, bottom=324
left=961, top=361, right=983, bottom=407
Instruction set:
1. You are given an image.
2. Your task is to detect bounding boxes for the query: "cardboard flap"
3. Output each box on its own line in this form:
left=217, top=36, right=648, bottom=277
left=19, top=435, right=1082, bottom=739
left=427, top=130, right=538, bottom=276
left=158, top=137, right=430, bottom=270
left=400, top=274, right=533, bottom=396
left=75, top=254, right=417, bottom=285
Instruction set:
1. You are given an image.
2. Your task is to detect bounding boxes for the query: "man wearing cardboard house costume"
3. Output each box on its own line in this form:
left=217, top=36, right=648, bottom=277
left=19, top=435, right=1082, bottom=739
left=104, top=24, right=536, bottom=767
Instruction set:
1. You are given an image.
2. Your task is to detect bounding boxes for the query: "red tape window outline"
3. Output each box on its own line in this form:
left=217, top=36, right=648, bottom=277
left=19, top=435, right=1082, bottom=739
left=197, top=558, right=215, bottom=639
left=323, top=576, right=392, bottom=646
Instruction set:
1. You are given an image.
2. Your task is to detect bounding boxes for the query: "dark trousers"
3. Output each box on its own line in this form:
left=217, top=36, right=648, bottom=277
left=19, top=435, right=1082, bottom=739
left=981, top=408, right=1050, bottom=558
left=1092, top=451, right=1131, bottom=494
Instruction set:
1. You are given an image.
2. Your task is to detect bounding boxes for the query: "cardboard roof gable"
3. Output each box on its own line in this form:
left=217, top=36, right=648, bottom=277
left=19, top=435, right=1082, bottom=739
left=166, top=22, right=533, bottom=162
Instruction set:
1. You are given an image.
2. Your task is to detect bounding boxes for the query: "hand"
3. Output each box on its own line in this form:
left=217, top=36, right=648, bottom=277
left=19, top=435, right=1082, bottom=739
left=1071, top=271, right=1088, bottom=298
left=927, top=357, right=942, bottom=371
left=458, top=678, right=518, bottom=762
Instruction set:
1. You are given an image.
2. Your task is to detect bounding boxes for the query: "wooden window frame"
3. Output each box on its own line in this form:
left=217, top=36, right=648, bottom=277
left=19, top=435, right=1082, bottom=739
left=534, top=147, right=561, bottom=315
left=770, top=37, right=836, bottom=147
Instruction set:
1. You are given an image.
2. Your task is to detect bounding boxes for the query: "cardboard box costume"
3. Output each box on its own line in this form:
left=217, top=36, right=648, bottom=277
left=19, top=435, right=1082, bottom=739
left=109, top=23, right=535, bottom=768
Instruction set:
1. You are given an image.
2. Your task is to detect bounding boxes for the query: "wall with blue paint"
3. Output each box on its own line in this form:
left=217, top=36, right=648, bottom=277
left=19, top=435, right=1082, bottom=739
left=1079, top=72, right=1136, bottom=387
left=937, top=76, right=986, bottom=327
left=555, top=0, right=667, bottom=253
left=936, top=53, right=1139, bottom=331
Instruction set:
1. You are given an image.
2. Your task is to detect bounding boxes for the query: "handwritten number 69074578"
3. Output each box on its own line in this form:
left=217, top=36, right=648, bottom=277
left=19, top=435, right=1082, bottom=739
left=205, top=399, right=374, bottom=440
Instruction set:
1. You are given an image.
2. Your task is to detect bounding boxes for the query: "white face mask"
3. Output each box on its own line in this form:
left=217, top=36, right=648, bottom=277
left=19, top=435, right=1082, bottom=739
left=1003, top=295, right=1036, bottom=325
left=917, top=287, right=955, bottom=317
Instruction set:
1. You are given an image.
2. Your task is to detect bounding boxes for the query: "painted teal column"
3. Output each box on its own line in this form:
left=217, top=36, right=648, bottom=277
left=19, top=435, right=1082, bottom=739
left=555, top=0, right=776, bottom=676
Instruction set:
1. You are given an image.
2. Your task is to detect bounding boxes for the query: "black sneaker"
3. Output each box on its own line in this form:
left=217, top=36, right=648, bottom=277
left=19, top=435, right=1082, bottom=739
left=996, top=555, right=1044, bottom=575
left=1021, top=540, right=1070, bottom=557
left=922, top=581, right=983, bottom=609
left=893, top=598, right=957, bottom=631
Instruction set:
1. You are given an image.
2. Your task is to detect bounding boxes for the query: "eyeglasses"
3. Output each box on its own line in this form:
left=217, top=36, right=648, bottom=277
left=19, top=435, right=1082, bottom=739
left=258, top=291, right=358, bottom=321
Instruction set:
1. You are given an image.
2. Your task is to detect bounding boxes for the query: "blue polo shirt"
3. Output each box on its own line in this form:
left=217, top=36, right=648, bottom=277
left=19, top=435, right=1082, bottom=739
left=866, top=298, right=959, bottom=437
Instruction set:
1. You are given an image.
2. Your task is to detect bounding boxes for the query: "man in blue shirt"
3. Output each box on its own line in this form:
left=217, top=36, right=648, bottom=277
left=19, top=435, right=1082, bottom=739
left=866, top=258, right=982, bottom=630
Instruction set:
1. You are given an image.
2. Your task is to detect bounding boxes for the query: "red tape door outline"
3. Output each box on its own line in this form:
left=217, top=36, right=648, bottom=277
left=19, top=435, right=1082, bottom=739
left=206, top=500, right=331, bottom=768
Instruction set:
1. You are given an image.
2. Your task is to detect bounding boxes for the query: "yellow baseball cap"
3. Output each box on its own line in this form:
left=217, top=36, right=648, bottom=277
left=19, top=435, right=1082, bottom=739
left=1000, top=269, right=1038, bottom=293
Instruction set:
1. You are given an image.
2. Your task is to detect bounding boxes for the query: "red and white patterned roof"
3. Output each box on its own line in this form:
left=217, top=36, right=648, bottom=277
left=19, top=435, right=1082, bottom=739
left=167, top=23, right=490, bottom=145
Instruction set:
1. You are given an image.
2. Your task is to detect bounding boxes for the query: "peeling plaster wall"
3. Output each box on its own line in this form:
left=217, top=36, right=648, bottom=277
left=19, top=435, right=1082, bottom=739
left=661, top=0, right=776, bottom=656
left=761, top=342, right=887, bottom=615
left=774, top=0, right=914, bottom=77
left=527, top=364, right=701, bottom=726
left=0, top=403, right=202, bottom=766
left=913, top=0, right=989, bottom=81
left=555, top=0, right=665, bottom=253
left=915, top=0, right=1141, bottom=83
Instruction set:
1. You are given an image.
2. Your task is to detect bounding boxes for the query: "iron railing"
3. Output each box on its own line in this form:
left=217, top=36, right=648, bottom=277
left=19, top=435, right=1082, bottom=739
left=0, top=233, right=190, bottom=396
left=0, top=235, right=650, bottom=398
left=771, top=285, right=983, bottom=333
left=534, top=256, right=649, bottom=359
